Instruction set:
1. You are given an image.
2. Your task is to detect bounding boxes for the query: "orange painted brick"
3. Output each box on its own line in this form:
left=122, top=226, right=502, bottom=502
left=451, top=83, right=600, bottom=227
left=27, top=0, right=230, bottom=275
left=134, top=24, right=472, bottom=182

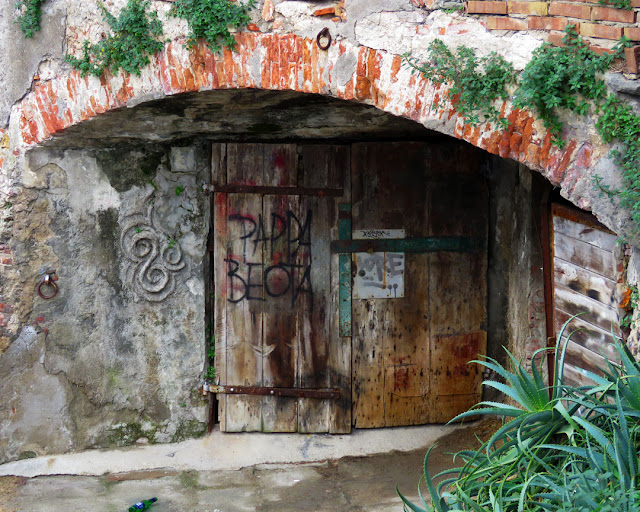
left=631, top=0, right=640, bottom=7
left=591, top=6, right=635, bottom=23
left=626, top=45, right=640, bottom=74
left=549, top=3, right=591, bottom=19
left=625, top=27, right=640, bottom=41
left=579, top=23, right=623, bottom=40
left=467, top=1, right=508, bottom=14
left=487, top=16, right=527, bottom=29
left=508, top=1, right=548, bottom=15
left=528, top=16, right=568, bottom=30
left=247, top=23, right=260, bottom=32
left=313, top=7, right=336, bottom=16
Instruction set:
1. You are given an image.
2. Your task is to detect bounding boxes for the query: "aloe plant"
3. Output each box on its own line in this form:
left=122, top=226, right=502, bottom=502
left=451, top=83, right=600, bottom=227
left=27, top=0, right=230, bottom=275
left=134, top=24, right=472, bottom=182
left=398, top=322, right=640, bottom=512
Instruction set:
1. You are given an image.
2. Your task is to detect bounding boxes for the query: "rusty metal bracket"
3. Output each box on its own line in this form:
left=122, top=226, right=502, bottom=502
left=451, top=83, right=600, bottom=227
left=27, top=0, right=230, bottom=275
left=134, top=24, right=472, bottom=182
left=202, top=384, right=340, bottom=399
left=203, top=184, right=343, bottom=197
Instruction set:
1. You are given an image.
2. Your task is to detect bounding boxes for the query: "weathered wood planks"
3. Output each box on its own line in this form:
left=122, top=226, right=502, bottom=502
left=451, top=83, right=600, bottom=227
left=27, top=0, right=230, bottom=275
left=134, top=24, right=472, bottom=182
left=551, top=204, right=621, bottom=387
left=214, top=143, right=350, bottom=433
left=351, top=142, right=487, bottom=427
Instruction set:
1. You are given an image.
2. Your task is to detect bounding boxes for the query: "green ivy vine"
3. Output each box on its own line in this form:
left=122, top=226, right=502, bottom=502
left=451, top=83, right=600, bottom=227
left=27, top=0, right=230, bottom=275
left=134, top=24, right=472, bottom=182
left=515, top=26, right=628, bottom=147
left=169, top=0, right=256, bottom=53
left=405, top=25, right=640, bottom=235
left=15, top=0, right=46, bottom=38
left=404, top=40, right=516, bottom=130
left=34, top=0, right=255, bottom=77
left=599, top=0, right=631, bottom=10
left=65, top=0, right=164, bottom=77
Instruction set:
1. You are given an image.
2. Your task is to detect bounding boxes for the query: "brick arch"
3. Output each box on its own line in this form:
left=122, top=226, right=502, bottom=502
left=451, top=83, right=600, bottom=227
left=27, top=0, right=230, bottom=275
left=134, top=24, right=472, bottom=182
left=12, top=32, right=590, bottom=192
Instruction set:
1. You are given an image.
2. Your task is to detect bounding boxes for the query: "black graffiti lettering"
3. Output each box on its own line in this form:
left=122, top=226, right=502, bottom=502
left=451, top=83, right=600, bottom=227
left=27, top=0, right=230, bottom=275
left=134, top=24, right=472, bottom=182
left=225, top=257, right=247, bottom=304
left=287, top=209, right=312, bottom=259
left=226, top=208, right=314, bottom=306
left=253, top=214, right=269, bottom=254
left=292, top=264, right=313, bottom=308
left=270, top=213, right=286, bottom=258
left=264, top=263, right=291, bottom=298
left=228, top=214, right=257, bottom=256
left=246, top=262, right=265, bottom=301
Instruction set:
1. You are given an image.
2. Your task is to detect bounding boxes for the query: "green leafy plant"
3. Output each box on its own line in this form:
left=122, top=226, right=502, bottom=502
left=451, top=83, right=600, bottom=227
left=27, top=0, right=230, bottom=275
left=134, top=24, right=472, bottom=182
left=403, top=40, right=517, bottom=129
left=205, top=334, right=216, bottom=381
left=595, top=95, right=640, bottom=230
left=398, top=321, right=640, bottom=512
left=65, top=0, right=164, bottom=77
left=15, top=0, right=45, bottom=38
left=175, top=185, right=185, bottom=196
left=442, top=4, right=464, bottom=13
left=598, top=0, right=631, bottom=9
left=620, top=284, right=639, bottom=329
left=514, top=25, right=627, bottom=147
left=168, top=0, right=256, bottom=53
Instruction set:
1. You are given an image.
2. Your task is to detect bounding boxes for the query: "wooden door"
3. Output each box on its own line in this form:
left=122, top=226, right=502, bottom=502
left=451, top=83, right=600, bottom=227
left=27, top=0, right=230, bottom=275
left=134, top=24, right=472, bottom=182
left=213, top=143, right=351, bottom=433
left=350, top=142, right=488, bottom=428
left=551, top=204, right=621, bottom=385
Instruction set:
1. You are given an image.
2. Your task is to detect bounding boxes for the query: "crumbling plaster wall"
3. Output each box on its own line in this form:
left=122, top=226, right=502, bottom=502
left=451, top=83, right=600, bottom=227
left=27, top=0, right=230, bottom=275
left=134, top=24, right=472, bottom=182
left=0, top=0, right=639, bottom=461
left=0, top=143, right=209, bottom=463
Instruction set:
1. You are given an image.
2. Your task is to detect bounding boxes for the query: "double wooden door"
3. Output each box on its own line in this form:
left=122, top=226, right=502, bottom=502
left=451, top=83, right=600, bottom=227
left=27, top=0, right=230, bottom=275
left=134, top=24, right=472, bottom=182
left=212, top=142, right=487, bottom=433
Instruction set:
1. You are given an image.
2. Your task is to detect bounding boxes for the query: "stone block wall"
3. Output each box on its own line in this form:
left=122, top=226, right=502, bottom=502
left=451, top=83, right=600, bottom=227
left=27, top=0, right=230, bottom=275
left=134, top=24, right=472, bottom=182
left=0, top=143, right=210, bottom=463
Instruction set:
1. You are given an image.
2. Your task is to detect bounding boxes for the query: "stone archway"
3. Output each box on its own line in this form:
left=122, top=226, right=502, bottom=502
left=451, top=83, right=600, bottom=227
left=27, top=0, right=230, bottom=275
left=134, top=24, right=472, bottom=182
left=0, top=29, right=620, bottom=460
left=6, top=33, right=595, bottom=203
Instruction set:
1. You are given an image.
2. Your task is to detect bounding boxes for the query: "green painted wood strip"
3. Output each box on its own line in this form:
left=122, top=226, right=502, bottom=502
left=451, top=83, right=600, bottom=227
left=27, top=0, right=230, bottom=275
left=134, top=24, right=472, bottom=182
left=331, top=236, right=484, bottom=254
left=338, top=204, right=352, bottom=337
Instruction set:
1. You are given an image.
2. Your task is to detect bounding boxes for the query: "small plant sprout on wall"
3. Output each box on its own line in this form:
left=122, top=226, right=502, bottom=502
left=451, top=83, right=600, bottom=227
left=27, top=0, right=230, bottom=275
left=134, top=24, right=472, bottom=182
left=403, top=41, right=517, bottom=130
left=398, top=321, right=640, bottom=511
left=65, top=0, right=164, bottom=77
left=169, top=0, right=257, bottom=53
left=15, top=0, right=46, bottom=38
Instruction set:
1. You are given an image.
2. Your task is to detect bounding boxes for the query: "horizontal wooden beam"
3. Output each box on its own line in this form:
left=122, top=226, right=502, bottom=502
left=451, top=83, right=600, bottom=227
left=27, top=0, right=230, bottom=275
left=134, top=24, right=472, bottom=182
left=331, top=236, right=484, bottom=254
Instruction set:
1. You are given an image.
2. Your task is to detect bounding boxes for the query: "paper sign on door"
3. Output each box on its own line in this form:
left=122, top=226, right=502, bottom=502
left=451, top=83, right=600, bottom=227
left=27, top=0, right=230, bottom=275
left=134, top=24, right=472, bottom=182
left=353, top=229, right=405, bottom=299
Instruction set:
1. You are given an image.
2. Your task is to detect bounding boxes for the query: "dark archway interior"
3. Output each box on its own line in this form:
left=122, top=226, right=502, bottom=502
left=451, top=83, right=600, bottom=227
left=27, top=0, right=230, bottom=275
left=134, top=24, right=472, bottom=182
left=42, top=89, right=443, bottom=149
left=34, top=88, right=548, bottom=407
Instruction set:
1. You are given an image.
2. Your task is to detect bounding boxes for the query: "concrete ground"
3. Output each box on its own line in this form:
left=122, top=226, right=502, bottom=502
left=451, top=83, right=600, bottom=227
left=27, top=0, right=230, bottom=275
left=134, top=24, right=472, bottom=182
left=0, top=421, right=496, bottom=512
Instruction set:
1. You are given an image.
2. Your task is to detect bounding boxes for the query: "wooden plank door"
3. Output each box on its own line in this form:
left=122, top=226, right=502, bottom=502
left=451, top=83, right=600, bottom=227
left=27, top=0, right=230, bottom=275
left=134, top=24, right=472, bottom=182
left=551, top=204, right=621, bottom=385
left=351, top=142, right=487, bottom=428
left=213, top=143, right=351, bottom=433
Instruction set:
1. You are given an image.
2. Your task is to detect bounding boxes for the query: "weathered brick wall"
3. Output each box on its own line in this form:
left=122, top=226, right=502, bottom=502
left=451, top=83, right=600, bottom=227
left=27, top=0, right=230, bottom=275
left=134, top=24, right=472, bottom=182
left=463, top=0, right=639, bottom=71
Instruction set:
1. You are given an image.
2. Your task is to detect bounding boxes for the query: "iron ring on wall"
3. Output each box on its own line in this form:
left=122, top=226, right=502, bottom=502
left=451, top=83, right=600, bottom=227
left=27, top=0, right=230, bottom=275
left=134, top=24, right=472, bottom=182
left=37, top=279, right=58, bottom=300
left=317, top=28, right=332, bottom=51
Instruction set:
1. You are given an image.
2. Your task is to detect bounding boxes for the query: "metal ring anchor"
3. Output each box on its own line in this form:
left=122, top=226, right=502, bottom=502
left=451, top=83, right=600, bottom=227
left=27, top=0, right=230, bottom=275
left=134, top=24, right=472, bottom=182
left=37, top=274, right=58, bottom=300
left=316, top=27, right=332, bottom=51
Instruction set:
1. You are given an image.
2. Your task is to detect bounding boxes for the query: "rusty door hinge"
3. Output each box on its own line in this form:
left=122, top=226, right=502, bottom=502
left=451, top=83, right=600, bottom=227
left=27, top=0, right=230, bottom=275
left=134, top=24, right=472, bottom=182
left=202, top=384, right=340, bottom=399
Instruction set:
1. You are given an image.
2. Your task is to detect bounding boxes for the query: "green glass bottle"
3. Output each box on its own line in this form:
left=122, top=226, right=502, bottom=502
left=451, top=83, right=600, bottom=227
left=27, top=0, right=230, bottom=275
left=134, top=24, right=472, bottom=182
left=128, top=497, right=158, bottom=511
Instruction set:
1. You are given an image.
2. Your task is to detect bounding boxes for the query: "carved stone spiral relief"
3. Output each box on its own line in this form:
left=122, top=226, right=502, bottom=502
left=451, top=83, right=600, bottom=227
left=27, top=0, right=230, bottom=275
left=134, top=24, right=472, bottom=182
left=121, top=200, right=185, bottom=302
